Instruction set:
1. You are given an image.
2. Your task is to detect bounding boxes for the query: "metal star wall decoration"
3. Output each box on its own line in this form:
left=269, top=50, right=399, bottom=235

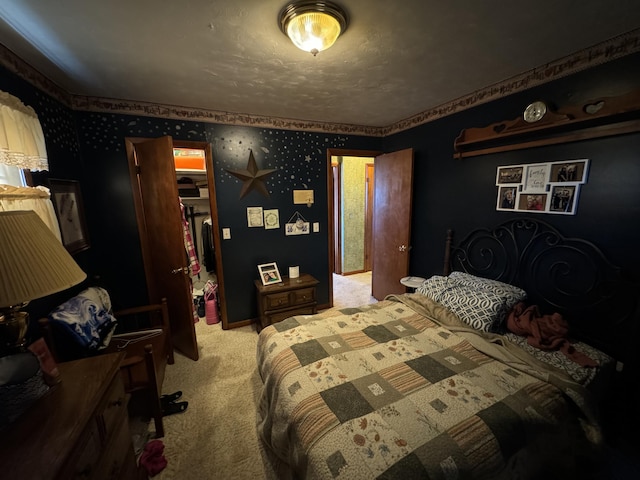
left=225, top=150, right=276, bottom=199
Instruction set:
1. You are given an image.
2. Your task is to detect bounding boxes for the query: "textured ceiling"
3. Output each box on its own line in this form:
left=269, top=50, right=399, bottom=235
left=1, top=0, right=640, bottom=130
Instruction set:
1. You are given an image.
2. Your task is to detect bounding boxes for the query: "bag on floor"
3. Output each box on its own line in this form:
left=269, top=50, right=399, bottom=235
left=204, top=281, right=219, bottom=325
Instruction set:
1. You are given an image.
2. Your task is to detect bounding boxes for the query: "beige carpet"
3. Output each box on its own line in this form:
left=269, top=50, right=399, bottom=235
left=143, top=272, right=376, bottom=479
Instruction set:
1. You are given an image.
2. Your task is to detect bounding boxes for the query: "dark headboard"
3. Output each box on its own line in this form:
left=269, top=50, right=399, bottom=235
left=443, top=218, right=639, bottom=366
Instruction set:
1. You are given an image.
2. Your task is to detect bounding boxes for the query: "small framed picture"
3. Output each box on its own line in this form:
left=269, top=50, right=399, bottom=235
left=549, top=159, right=589, bottom=183
left=518, top=193, right=548, bottom=212
left=247, top=207, right=264, bottom=227
left=49, top=179, right=90, bottom=254
left=258, top=262, right=282, bottom=285
left=549, top=185, right=578, bottom=214
left=523, top=164, right=549, bottom=193
left=496, top=186, right=517, bottom=210
left=263, top=209, right=280, bottom=229
left=496, top=166, right=523, bottom=184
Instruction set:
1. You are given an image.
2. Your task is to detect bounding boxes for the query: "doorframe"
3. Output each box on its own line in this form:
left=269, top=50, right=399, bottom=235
left=364, top=163, right=375, bottom=272
left=326, top=148, right=382, bottom=308
left=183, top=140, right=228, bottom=329
left=332, top=162, right=342, bottom=275
left=126, top=137, right=228, bottom=328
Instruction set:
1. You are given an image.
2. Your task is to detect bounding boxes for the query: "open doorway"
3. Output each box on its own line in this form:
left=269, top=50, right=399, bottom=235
left=326, top=148, right=415, bottom=307
left=326, top=148, right=381, bottom=308
left=333, top=155, right=375, bottom=275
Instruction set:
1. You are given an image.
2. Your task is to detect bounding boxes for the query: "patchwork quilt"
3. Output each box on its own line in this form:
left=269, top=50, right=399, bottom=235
left=257, top=294, right=603, bottom=479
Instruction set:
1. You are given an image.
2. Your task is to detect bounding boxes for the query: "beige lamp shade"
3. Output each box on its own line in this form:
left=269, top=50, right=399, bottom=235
left=0, top=210, right=86, bottom=308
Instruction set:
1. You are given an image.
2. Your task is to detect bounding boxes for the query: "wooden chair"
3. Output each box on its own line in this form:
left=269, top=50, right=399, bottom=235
left=39, top=297, right=174, bottom=438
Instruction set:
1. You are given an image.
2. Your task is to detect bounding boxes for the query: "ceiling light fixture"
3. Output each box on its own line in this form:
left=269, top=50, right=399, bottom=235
left=278, top=1, right=348, bottom=56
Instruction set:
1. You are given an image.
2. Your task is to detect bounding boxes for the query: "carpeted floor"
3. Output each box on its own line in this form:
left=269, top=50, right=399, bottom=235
left=138, top=272, right=375, bottom=479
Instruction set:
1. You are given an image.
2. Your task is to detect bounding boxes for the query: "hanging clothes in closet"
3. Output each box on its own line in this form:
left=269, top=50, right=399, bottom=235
left=201, top=217, right=216, bottom=273
left=179, top=198, right=200, bottom=323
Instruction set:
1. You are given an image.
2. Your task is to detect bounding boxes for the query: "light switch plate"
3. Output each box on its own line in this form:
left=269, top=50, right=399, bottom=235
left=313, top=222, right=319, bottom=232
left=222, top=228, right=231, bottom=239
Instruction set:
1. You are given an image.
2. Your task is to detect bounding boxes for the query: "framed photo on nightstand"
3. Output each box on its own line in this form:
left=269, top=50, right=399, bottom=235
left=258, top=262, right=282, bottom=285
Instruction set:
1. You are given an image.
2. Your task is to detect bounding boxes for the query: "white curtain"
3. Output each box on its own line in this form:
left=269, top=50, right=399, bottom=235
left=0, top=90, right=48, bottom=171
left=0, top=184, right=62, bottom=241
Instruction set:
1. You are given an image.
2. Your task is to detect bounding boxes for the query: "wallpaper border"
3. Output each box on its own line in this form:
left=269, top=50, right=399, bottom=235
left=2, top=29, right=639, bottom=137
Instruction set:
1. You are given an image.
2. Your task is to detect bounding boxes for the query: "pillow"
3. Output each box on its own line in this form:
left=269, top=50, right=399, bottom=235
left=448, top=271, right=527, bottom=303
left=415, top=272, right=527, bottom=332
left=415, top=275, right=455, bottom=299
left=449, top=272, right=527, bottom=305
left=436, top=283, right=518, bottom=332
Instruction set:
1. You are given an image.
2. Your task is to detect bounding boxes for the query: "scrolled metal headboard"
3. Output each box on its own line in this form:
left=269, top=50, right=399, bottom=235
left=444, top=218, right=639, bottom=363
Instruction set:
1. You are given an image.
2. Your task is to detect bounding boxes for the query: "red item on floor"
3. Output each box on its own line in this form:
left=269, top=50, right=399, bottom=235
left=140, top=439, right=168, bottom=476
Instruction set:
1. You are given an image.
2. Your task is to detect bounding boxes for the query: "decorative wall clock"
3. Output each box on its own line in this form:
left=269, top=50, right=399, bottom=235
left=523, top=101, right=547, bottom=123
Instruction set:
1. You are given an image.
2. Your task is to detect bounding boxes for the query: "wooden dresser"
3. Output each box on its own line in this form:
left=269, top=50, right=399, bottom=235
left=0, top=352, right=139, bottom=480
left=255, top=273, right=319, bottom=331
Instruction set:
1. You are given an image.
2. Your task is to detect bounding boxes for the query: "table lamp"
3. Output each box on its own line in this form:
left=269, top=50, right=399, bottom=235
left=0, top=210, right=87, bottom=355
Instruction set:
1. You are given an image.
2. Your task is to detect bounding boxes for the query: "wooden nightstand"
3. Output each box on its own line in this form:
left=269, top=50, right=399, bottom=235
left=255, top=273, right=319, bottom=331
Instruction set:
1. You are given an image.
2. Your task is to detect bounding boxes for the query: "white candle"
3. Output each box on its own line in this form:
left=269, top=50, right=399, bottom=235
left=289, top=266, right=299, bottom=278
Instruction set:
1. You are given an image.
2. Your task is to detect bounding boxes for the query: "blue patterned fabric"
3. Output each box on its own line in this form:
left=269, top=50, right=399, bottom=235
left=48, top=288, right=117, bottom=350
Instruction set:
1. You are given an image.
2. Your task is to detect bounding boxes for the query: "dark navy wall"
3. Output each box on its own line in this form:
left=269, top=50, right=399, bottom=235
left=3, top=51, right=639, bottom=330
left=383, top=53, right=640, bottom=281
left=72, top=114, right=381, bottom=321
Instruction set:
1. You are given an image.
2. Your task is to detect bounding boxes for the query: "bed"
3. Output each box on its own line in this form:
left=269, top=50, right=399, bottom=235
left=256, top=219, right=639, bottom=479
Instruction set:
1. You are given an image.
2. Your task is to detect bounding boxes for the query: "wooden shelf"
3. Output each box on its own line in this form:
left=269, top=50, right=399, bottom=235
left=453, top=89, right=640, bottom=158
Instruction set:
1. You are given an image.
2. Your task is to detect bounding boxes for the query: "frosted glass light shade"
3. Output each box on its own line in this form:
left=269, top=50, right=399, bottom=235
left=279, top=1, right=348, bottom=56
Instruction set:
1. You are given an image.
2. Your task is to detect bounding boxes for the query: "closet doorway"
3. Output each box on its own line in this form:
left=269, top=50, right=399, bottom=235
left=125, top=137, right=225, bottom=361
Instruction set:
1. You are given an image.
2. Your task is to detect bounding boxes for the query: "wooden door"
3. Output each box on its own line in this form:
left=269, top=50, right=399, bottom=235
left=371, top=148, right=414, bottom=300
left=126, top=136, right=199, bottom=361
left=364, top=163, right=374, bottom=272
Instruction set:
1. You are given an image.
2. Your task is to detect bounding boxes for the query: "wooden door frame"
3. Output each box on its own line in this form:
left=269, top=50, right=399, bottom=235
left=126, top=137, right=228, bottom=328
left=184, top=140, right=228, bottom=329
left=326, top=148, right=382, bottom=308
left=332, top=163, right=342, bottom=275
left=364, top=163, right=374, bottom=272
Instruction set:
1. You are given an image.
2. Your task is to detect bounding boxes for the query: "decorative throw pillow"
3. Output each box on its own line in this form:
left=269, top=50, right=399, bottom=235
left=415, top=272, right=528, bottom=332
left=436, top=284, right=517, bottom=332
left=449, top=271, right=527, bottom=303
left=415, top=275, right=455, bottom=300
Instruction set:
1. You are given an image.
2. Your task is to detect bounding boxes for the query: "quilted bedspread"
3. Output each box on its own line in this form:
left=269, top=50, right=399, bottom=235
left=257, top=294, right=603, bottom=480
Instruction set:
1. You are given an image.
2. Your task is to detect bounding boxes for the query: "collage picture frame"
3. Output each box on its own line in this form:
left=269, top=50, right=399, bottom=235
left=496, top=159, right=589, bottom=215
left=258, top=262, right=282, bottom=286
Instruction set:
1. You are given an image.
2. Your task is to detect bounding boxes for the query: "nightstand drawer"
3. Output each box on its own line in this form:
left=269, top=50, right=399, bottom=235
left=94, top=414, right=134, bottom=480
left=62, top=420, right=102, bottom=479
left=255, top=274, right=319, bottom=331
left=291, top=287, right=315, bottom=305
left=264, top=291, right=291, bottom=309
left=266, top=305, right=317, bottom=324
left=99, top=375, right=128, bottom=443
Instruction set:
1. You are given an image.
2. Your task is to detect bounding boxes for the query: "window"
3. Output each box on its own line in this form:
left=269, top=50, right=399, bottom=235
left=0, top=163, right=26, bottom=186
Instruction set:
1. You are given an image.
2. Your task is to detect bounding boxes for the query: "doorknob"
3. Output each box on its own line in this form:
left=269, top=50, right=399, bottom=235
left=171, top=266, right=189, bottom=274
